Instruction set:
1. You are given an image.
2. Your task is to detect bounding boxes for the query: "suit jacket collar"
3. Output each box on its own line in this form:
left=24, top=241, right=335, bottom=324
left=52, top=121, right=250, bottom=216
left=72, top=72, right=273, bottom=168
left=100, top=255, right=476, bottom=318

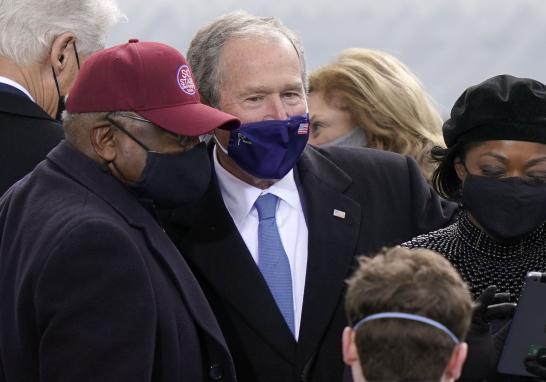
left=172, top=145, right=361, bottom=366
left=295, top=145, right=361, bottom=366
left=176, top=169, right=299, bottom=361
left=46, top=141, right=231, bottom=354
left=0, top=78, right=34, bottom=100
left=297, top=145, right=353, bottom=193
left=0, top=85, right=54, bottom=122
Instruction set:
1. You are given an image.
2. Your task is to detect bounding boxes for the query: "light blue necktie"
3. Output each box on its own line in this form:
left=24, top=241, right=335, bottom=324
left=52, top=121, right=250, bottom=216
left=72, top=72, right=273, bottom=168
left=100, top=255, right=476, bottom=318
left=255, top=193, right=295, bottom=335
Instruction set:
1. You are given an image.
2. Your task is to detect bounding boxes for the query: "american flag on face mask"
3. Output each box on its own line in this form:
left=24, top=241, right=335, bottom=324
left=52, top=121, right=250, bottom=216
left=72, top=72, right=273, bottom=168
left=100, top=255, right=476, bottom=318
left=297, top=122, right=309, bottom=135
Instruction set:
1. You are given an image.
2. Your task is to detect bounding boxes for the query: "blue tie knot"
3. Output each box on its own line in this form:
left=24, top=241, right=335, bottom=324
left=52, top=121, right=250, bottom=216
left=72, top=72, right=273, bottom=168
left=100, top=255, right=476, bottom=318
left=255, top=193, right=278, bottom=221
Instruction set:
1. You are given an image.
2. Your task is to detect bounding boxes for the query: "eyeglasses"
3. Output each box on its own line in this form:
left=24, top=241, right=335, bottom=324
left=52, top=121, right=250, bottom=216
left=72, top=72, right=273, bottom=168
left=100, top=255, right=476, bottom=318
left=107, top=112, right=198, bottom=150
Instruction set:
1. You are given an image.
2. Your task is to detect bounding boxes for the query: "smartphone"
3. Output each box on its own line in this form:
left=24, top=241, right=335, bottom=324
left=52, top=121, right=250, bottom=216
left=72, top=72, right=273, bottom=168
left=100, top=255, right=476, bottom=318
left=497, top=272, right=546, bottom=376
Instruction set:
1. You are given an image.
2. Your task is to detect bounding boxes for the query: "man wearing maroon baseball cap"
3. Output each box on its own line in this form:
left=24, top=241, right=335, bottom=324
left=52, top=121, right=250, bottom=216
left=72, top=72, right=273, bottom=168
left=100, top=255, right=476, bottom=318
left=64, top=38, right=240, bottom=208
left=0, top=40, right=239, bottom=382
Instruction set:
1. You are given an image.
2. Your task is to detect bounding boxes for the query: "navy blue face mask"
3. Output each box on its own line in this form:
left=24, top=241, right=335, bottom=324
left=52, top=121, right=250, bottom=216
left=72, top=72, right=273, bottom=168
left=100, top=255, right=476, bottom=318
left=216, top=114, right=309, bottom=179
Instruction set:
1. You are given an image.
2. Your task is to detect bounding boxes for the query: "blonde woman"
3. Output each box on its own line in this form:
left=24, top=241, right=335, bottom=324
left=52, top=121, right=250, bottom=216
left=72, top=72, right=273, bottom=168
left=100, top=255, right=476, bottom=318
left=308, top=48, right=444, bottom=182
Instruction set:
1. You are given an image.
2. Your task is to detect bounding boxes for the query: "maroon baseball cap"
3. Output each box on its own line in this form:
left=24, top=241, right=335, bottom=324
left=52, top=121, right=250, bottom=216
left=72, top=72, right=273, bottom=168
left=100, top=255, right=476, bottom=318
left=66, top=39, right=240, bottom=136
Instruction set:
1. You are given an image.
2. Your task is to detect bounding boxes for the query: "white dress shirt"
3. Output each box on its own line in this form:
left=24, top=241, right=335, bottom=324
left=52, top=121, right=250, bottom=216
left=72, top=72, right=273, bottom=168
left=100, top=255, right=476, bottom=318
left=213, top=146, right=308, bottom=340
left=0, top=76, right=34, bottom=102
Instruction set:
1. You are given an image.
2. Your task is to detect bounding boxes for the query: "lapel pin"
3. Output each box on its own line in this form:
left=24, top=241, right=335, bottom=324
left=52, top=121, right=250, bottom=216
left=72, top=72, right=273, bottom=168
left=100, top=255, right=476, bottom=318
left=333, top=209, right=346, bottom=219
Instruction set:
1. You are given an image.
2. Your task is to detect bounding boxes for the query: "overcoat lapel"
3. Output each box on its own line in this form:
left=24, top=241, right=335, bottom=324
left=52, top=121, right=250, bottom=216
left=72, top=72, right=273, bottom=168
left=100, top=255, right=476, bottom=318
left=295, top=146, right=362, bottom=367
left=177, top=177, right=297, bottom=362
left=46, top=142, right=231, bottom=356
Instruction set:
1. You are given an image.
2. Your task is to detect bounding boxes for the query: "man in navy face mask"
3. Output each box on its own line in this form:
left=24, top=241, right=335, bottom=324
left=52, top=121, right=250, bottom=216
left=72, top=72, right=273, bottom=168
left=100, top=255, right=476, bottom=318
left=162, top=11, right=457, bottom=382
left=0, top=40, right=240, bottom=381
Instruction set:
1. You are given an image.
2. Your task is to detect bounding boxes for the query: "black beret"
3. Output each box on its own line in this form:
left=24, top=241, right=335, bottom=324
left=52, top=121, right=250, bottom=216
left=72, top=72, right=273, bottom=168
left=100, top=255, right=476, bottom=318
left=443, top=74, right=546, bottom=148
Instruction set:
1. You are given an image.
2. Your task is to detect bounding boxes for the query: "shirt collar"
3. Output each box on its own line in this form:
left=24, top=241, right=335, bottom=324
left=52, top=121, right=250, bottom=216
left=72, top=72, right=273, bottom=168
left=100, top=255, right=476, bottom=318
left=0, top=76, right=35, bottom=102
left=213, top=145, right=301, bottom=224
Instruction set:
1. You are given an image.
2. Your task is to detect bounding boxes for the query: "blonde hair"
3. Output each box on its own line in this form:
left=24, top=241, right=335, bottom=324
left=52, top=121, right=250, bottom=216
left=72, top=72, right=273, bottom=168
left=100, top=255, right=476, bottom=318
left=309, top=48, right=444, bottom=182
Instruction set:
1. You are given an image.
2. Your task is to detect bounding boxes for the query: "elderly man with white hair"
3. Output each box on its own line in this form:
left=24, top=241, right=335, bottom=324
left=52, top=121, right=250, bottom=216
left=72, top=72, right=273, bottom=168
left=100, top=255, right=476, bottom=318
left=0, top=0, right=124, bottom=195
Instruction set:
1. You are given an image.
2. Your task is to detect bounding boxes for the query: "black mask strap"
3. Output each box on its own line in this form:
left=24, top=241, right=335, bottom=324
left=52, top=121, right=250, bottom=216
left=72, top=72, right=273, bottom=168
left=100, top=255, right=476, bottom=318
left=73, top=41, right=80, bottom=69
left=107, top=114, right=151, bottom=152
left=51, top=41, right=79, bottom=121
left=51, top=40, right=81, bottom=98
left=52, top=66, right=62, bottom=101
left=51, top=66, right=64, bottom=122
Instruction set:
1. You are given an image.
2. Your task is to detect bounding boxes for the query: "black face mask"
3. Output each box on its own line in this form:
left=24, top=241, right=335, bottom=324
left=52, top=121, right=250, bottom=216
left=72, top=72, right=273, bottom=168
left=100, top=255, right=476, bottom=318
left=52, top=42, right=80, bottom=122
left=108, top=115, right=211, bottom=208
left=128, top=143, right=211, bottom=208
left=462, top=174, right=546, bottom=241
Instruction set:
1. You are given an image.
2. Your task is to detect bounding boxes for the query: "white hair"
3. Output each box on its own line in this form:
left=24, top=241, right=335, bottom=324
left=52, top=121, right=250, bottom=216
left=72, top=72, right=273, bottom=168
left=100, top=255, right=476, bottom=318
left=187, top=10, right=308, bottom=108
left=0, top=0, right=125, bottom=66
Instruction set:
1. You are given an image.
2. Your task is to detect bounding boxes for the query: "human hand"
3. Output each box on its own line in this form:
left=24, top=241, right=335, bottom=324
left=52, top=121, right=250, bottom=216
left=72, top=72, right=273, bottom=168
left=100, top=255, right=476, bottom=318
left=472, top=285, right=516, bottom=333
left=525, top=348, right=546, bottom=380
left=460, top=286, right=517, bottom=381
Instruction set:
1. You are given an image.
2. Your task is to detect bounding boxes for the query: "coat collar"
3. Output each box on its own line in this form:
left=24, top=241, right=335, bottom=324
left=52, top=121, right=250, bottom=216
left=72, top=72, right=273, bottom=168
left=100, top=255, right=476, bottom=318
left=47, top=141, right=151, bottom=228
left=296, top=145, right=353, bottom=194
left=47, top=141, right=232, bottom=355
left=0, top=85, right=55, bottom=122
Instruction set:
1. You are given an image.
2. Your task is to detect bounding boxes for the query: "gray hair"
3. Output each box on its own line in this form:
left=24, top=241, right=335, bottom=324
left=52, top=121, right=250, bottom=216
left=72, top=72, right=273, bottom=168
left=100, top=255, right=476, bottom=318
left=62, top=110, right=155, bottom=148
left=0, top=0, right=125, bottom=66
left=187, top=10, right=308, bottom=108
left=62, top=111, right=108, bottom=148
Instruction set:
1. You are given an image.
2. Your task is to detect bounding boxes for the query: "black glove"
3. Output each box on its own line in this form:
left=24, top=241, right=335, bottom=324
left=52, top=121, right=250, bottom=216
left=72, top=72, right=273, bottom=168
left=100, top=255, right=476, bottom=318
left=472, top=285, right=516, bottom=332
left=460, top=285, right=517, bottom=382
left=525, top=348, right=546, bottom=380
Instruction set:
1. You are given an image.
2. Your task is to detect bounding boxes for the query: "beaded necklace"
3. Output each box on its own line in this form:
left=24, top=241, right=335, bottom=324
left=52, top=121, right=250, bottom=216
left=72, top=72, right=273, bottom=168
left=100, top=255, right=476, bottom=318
left=403, top=212, right=546, bottom=301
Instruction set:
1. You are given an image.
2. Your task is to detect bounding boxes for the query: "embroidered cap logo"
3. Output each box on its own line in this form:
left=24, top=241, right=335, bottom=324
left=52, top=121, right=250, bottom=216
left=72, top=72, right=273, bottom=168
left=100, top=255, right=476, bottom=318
left=238, top=133, right=252, bottom=146
left=177, top=64, right=196, bottom=95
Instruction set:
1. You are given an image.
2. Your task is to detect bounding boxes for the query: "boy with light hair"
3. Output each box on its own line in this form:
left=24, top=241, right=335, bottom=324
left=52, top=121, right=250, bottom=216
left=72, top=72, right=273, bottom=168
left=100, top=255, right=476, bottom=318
left=343, top=247, right=473, bottom=382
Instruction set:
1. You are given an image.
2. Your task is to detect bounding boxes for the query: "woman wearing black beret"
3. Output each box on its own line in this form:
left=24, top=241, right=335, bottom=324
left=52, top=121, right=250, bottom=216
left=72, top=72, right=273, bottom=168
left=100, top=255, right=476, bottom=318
left=404, top=74, right=546, bottom=381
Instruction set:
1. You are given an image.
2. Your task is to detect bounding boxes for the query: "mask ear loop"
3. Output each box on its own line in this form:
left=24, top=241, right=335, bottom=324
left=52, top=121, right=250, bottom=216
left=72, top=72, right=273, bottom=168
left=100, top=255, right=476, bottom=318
left=52, top=67, right=62, bottom=106
left=104, top=114, right=151, bottom=184
left=213, top=134, right=229, bottom=155
left=106, top=113, right=151, bottom=152
left=452, top=155, right=468, bottom=203
left=462, top=161, right=472, bottom=175
left=52, top=40, right=81, bottom=93
left=73, top=41, right=80, bottom=69
left=51, top=40, right=80, bottom=120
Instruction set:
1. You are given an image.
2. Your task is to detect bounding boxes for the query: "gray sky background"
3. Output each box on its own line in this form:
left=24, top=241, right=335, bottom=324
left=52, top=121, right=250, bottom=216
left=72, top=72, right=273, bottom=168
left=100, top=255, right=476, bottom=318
left=107, top=0, right=546, bottom=116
